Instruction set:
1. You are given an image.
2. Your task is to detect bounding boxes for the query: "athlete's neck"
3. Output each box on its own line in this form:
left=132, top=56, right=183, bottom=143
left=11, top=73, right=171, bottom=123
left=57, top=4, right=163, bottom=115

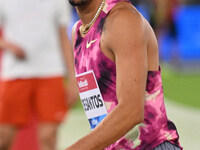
left=76, top=0, right=103, bottom=26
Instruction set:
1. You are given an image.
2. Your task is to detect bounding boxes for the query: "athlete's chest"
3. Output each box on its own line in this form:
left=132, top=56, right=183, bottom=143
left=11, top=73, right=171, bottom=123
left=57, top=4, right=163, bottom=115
left=74, top=34, right=101, bottom=74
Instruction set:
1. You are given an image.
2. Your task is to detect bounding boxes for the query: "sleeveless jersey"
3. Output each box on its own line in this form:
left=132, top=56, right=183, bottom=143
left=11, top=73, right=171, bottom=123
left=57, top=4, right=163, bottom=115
left=73, top=0, right=182, bottom=149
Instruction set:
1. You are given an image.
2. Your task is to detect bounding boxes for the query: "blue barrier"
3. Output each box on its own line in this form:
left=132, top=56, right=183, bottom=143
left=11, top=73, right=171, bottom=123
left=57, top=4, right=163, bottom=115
left=174, top=5, right=200, bottom=61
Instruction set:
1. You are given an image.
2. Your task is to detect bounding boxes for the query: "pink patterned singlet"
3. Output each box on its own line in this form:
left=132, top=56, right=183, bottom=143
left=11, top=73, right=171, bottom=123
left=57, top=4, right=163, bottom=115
left=73, top=0, right=182, bottom=149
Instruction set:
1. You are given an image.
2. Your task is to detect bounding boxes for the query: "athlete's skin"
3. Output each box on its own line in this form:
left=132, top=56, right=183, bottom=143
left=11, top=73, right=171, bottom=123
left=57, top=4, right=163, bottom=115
left=67, top=0, right=159, bottom=149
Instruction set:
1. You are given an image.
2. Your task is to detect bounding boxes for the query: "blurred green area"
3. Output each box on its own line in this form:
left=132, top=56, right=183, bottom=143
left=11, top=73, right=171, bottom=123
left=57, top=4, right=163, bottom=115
left=161, top=65, right=200, bottom=109
left=73, top=100, right=82, bottom=109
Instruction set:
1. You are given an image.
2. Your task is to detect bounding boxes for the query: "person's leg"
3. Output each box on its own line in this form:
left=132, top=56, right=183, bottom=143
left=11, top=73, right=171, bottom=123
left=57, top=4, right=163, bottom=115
left=38, top=123, right=58, bottom=150
left=153, top=141, right=181, bottom=150
left=0, top=125, right=16, bottom=150
left=0, top=79, right=32, bottom=150
left=35, top=77, right=68, bottom=150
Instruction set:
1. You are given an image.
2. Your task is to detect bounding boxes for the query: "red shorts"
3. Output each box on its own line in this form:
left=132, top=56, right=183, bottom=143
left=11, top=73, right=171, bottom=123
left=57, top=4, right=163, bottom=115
left=0, top=77, right=68, bottom=126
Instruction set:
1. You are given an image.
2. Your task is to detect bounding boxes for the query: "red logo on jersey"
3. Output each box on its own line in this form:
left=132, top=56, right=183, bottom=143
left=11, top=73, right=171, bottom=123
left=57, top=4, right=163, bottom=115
left=76, top=72, right=97, bottom=93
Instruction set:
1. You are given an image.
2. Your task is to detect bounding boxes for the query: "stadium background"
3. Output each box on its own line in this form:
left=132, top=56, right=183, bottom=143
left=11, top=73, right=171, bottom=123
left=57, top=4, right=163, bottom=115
left=0, top=0, right=200, bottom=150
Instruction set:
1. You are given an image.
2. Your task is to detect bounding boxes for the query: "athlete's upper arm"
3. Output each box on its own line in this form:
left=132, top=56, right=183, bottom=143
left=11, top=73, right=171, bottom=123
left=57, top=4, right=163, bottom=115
left=105, top=7, right=148, bottom=115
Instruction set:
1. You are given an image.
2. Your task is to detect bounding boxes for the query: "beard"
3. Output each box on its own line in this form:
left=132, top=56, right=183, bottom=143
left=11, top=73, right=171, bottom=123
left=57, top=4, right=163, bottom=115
left=68, top=0, right=90, bottom=6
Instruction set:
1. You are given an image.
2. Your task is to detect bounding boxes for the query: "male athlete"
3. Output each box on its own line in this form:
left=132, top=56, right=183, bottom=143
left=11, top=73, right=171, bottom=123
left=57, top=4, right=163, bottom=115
left=0, top=0, right=77, bottom=150
left=67, top=0, right=182, bottom=149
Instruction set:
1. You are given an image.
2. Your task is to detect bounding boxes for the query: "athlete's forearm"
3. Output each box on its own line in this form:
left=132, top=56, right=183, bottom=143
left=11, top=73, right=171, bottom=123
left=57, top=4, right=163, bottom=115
left=0, top=38, right=11, bottom=50
left=59, top=26, right=75, bottom=78
left=0, top=38, right=26, bottom=59
left=59, top=26, right=79, bottom=106
left=67, top=103, right=144, bottom=150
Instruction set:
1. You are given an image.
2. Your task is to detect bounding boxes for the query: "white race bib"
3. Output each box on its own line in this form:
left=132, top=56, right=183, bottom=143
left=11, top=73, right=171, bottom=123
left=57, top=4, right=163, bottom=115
left=76, top=70, right=108, bottom=129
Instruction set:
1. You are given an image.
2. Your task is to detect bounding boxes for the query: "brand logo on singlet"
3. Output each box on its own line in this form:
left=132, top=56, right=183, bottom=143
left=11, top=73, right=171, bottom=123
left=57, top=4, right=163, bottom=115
left=86, top=39, right=97, bottom=48
left=78, top=79, right=88, bottom=88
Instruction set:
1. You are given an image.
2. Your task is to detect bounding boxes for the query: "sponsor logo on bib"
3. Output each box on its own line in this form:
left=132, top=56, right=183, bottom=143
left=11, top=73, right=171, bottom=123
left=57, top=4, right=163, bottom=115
left=78, top=79, right=88, bottom=88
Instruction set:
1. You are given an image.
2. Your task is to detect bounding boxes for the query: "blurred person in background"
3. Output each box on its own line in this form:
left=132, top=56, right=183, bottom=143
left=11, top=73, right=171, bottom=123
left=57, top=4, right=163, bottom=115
left=131, top=0, right=181, bottom=45
left=149, top=0, right=182, bottom=64
left=130, top=0, right=153, bottom=7
left=140, top=0, right=182, bottom=67
left=0, top=0, right=78, bottom=150
left=150, top=0, right=180, bottom=37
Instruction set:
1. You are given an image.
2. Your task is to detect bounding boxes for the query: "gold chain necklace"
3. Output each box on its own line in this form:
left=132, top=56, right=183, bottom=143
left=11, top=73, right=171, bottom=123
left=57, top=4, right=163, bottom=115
left=80, top=0, right=106, bottom=34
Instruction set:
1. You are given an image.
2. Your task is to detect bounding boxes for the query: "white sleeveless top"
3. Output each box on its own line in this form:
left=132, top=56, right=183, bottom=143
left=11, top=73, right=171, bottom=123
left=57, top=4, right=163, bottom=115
left=0, top=0, right=71, bottom=80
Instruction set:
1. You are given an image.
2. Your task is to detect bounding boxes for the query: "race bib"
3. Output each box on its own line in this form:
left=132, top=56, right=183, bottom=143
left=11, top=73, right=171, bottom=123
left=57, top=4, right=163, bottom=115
left=76, top=70, right=108, bottom=130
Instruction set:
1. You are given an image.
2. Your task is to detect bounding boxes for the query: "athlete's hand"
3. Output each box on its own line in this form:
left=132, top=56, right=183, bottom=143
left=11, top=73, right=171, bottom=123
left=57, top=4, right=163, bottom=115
left=7, top=43, right=26, bottom=59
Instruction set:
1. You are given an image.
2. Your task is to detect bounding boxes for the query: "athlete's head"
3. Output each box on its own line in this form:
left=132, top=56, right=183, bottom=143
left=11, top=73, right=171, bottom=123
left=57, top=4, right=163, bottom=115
left=68, top=0, right=91, bottom=6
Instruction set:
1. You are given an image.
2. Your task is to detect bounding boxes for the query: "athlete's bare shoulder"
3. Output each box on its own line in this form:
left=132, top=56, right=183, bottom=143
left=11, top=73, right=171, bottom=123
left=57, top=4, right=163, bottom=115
left=101, top=1, right=159, bottom=70
left=103, top=2, right=146, bottom=32
left=102, top=2, right=148, bottom=51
